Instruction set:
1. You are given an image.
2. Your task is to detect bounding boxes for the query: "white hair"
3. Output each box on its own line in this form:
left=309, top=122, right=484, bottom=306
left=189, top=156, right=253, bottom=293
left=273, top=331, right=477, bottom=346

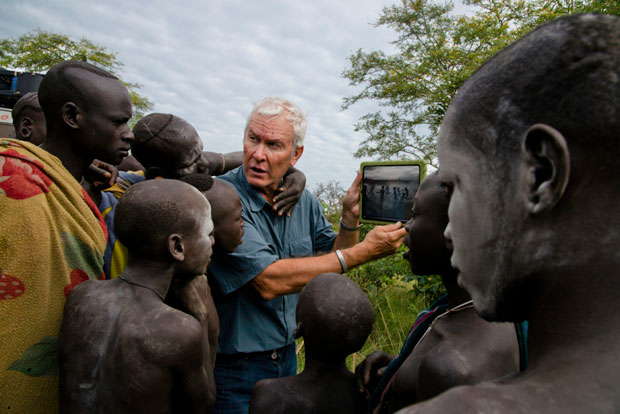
left=245, top=97, right=307, bottom=149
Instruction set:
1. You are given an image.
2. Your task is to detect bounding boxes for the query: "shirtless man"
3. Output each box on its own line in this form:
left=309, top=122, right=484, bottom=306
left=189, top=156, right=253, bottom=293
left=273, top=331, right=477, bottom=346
left=398, top=14, right=620, bottom=414
left=59, top=179, right=216, bottom=413
left=250, top=273, right=373, bottom=414
left=357, top=173, right=522, bottom=414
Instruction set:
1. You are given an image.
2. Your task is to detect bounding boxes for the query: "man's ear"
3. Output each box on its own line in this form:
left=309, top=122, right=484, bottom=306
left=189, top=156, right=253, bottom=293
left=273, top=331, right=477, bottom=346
left=290, top=145, right=304, bottom=167
left=19, top=117, right=34, bottom=139
left=523, top=124, right=570, bottom=214
left=168, top=234, right=185, bottom=261
left=61, top=102, right=80, bottom=129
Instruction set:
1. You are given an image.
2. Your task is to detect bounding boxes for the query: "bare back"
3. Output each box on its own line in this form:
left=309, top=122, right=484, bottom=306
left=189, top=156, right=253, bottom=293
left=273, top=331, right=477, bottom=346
left=59, top=279, right=206, bottom=414
left=250, top=370, right=366, bottom=414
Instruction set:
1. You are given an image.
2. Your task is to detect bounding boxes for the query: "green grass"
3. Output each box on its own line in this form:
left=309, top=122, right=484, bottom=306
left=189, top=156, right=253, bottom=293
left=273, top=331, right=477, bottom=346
left=296, top=271, right=442, bottom=373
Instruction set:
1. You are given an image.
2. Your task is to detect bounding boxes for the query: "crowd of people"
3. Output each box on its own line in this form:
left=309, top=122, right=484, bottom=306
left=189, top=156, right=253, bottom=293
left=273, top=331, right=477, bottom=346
left=1, top=12, right=619, bottom=414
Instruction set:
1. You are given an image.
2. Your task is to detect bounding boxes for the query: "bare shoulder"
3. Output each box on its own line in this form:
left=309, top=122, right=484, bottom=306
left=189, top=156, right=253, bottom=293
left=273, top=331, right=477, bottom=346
left=396, top=382, right=528, bottom=414
left=139, top=304, right=204, bottom=368
left=250, top=378, right=294, bottom=414
left=420, top=312, right=519, bottom=384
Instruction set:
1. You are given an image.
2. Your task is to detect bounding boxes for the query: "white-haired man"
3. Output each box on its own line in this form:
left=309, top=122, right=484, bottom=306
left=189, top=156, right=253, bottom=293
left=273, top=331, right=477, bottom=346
left=208, top=97, right=406, bottom=413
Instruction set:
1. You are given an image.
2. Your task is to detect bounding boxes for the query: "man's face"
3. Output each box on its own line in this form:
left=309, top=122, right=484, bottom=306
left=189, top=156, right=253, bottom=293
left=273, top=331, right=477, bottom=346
left=243, top=112, right=303, bottom=197
left=438, top=104, right=521, bottom=320
left=403, top=175, right=450, bottom=276
left=29, top=111, right=47, bottom=145
left=80, top=78, right=134, bottom=165
left=213, top=195, right=244, bottom=253
left=166, top=121, right=207, bottom=178
left=182, top=197, right=215, bottom=277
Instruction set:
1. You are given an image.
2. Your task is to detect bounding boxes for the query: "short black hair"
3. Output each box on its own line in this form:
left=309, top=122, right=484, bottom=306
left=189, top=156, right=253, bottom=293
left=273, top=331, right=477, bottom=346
left=179, top=173, right=215, bottom=193
left=132, top=113, right=190, bottom=171
left=114, top=180, right=199, bottom=257
left=38, top=60, right=117, bottom=121
left=12, top=92, right=43, bottom=128
left=296, top=273, right=374, bottom=359
left=450, top=14, right=620, bottom=175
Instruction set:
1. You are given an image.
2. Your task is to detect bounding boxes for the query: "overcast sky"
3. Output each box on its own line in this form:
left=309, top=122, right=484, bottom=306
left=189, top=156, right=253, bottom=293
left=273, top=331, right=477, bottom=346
left=4, top=0, right=469, bottom=190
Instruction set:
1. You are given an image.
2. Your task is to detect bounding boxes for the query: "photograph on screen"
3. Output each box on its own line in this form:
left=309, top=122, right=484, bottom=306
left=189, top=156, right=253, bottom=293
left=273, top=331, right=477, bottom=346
left=361, top=163, right=422, bottom=223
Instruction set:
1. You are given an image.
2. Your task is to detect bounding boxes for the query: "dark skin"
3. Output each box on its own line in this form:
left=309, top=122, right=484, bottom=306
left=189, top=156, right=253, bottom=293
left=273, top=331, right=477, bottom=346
left=399, top=14, right=620, bottom=414
left=15, top=109, right=46, bottom=145
left=132, top=115, right=305, bottom=216
left=356, top=173, right=519, bottom=414
left=59, top=180, right=217, bottom=413
left=203, top=179, right=245, bottom=254
left=39, top=68, right=134, bottom=185
left=250, top=273, right=372, bottom=414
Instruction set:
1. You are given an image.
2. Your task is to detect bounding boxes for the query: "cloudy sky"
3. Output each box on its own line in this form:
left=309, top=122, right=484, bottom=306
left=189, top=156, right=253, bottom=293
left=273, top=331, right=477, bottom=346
left=4, top=0, right=467, bottom=190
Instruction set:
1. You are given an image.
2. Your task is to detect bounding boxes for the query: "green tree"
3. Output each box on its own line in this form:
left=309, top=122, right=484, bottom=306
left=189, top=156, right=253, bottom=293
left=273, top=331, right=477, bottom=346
left=0, top=29, right=153, bottom=124
left=342, top=0, right=620, bottom=166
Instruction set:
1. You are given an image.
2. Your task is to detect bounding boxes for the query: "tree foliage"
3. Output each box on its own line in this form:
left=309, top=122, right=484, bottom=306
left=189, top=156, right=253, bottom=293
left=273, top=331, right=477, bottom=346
left=342, top=0, right=620, bottom=166
left=0, top=29, right=153, bottom=123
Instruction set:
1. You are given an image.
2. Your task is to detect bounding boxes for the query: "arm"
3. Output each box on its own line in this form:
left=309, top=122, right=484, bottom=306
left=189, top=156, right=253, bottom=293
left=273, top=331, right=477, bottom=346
left=251, top=221, right=406, bottom=300
left=272, top=166, right=306, bottom=217
left=202, top=151, right=243, bottom=175
left=355, top=350, right=395, bottom=399
left=169, top=275, right=216, bottom=413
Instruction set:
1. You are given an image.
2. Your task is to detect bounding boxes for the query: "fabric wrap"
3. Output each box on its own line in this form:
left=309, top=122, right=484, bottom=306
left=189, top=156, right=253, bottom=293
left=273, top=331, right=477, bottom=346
left=0, top=139, right=107, bottom=413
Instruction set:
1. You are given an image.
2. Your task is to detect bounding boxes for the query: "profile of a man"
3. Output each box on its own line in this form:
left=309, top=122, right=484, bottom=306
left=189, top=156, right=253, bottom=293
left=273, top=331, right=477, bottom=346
left=0, top=60, right=134, bottom=412
left=398, top=14, right=620, bottom=414
left=208, top=97, right=406, bottom=412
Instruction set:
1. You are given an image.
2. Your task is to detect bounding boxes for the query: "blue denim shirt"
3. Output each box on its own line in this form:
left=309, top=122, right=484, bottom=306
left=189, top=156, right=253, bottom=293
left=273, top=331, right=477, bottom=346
left=208, top=167, right=336, bottom=354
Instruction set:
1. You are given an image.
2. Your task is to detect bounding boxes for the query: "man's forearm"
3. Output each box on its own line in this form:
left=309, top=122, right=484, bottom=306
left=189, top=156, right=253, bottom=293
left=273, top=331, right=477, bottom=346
left=332, top=212, right=361, bottom=250
left=251, top=242, right=371, bottom=300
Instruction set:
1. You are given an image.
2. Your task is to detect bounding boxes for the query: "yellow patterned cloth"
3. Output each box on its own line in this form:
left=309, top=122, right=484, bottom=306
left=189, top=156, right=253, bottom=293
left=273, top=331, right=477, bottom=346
left=0, top=139, right=107, bottom=413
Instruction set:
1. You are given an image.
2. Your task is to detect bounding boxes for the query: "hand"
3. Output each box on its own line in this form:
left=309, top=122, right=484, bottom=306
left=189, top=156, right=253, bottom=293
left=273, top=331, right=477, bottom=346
left=341, top=172, right=362, bottom=226
left=361, top=221, right=407, bottom=260
left=167, top=275, right=210, bottom=320
left=273, top=167, right=306, bottom=217
left=355, top=350, right=394, bottom=399
left=84, top=159, right=118, bottom=191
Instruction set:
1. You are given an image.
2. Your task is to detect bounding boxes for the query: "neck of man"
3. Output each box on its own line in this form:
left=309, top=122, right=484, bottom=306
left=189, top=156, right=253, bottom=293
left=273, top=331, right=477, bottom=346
left=302, top=346, right=350, bottom=375
left=40, top=130, right=90, bottom=182
left=256, top=181, right=282, bottom=205
left=525, top=257, right=620, bottom=374
left=440, top=267, right=471, bottom=308
left=119, top=255, right=176, bottom=301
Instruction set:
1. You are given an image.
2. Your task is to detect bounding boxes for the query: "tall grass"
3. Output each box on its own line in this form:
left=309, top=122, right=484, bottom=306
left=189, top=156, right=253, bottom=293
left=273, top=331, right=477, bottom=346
left=296, top=252, right=445, bottom=373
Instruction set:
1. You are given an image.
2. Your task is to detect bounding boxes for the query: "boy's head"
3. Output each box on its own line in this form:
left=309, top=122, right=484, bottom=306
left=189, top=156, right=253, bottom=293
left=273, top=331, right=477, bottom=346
left=12, top=92, right=46, bottom=145
left=38, top=60, right=134, bottom=165
left=295, top=273, right=373, bottom=360
left=403, top=172, right=451, bottom=276
left=114, top=179, right=214, bottom=277
left=132, top=113, right=208, bottom=179
left=204, top=179, right=244, bottom=253
left=437, top=14, right=620, bottom=321
left=179, top=174, right=243, bottom=253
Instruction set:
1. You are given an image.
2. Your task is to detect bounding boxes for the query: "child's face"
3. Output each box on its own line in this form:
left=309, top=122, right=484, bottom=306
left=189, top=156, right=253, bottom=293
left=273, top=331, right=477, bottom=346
left=214, top=196, right=244, bottom=253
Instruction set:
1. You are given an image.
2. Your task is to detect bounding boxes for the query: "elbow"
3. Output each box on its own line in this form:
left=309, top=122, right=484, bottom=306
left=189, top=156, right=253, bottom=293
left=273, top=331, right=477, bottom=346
left=251, top=276, right=278, bottom=301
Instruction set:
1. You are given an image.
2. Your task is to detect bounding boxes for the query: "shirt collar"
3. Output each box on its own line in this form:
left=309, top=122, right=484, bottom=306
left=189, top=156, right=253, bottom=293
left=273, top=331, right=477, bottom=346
left=238, top=167, right=270, bottom=213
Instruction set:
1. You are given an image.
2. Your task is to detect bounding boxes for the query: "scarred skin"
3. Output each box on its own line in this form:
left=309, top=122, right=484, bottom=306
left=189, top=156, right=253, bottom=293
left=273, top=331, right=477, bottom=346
left=59, top=180, right=217, bottom=413
left=356, top=173, right=519, bottom=414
